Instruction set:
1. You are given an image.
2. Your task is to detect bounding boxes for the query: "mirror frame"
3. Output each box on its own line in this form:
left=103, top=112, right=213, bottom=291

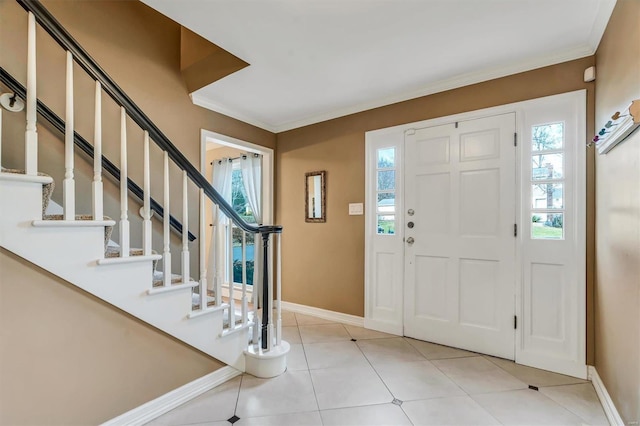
left=305, top=171, right=326, bottom=223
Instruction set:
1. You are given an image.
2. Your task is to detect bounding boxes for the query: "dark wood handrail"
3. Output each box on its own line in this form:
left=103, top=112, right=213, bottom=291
left=0, top=67, right=196, bottom=241
left=16, top=0, right=282, bottom=236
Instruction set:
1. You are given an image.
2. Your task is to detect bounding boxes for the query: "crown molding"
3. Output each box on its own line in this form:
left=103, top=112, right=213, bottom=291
left=190, top=93, right=278, bottom=133
left=192, top=45, right=596, bottom=134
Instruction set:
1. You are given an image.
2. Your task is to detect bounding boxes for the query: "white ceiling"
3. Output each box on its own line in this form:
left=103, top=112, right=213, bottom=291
left=142, top=0, right=616, bottom=133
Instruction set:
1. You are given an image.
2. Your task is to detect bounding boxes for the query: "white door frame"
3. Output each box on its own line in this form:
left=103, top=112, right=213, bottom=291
left=200, top=129, right=274, bottom=300
left=364, top=90, right=586, bottom=377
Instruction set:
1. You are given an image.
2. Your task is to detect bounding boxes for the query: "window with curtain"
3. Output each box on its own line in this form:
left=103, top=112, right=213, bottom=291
left=231, top=161, right=256, bottom=285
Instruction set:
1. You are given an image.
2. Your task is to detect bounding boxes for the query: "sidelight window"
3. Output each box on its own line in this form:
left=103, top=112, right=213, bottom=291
left=530, top=123, right=565, bottom=239
left=376, top=147, right=396, bottom=235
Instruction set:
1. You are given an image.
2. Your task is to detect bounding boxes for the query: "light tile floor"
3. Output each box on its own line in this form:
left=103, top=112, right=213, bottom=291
left=149, top=311, right=609, bottom=426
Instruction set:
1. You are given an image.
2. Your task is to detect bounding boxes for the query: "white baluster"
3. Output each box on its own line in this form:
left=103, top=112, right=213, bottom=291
left=199, top=189, right=207, bottom=310
left=241, top=231, right=248, bottom=326
left=163, top=151, right=171, bottom=287
left=276, top=233, right=282, bottom=346
left=63, top=51, right=75, bottom=220
left=25, top=12, right=38, bottom=175
left=214, top=205, right=222, bottom=306
left=227, top=223, right=235, bottom=327
left=142, top=131, right=152, bottom=255
left=119, top=107, right=129, bottom=257
left=181, top=170, right=190, bottom=285
left=92, top=81, right=103, bottom=221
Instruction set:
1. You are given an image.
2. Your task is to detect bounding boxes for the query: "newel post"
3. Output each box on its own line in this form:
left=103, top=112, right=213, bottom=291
left=261, top=232, right=270, bottom=350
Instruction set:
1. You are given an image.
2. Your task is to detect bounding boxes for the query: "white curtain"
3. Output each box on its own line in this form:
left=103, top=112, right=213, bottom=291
left=241, top=154, right=262, bottom=223
left=240, top=154, right=262, bottom=303
left=207, top=158, right=233, bottom=291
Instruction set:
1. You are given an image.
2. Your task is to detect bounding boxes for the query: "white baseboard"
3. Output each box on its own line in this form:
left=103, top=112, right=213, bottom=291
left=102, top=366, right=242, bottom=426
left=280, top=301, right=364, bottom=327
left=588, top=366, right=625, bottom=426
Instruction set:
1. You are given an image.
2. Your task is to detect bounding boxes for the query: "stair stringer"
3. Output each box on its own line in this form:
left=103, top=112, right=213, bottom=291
left=0, top=178, right=248, bottom=370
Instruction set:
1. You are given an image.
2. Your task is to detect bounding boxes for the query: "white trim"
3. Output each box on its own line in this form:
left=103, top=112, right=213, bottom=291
left=588, top=366, right=625, bottom=426
left=146, top=281, right=198, bottom=295
left=96, top=254, right=162, bottom=266
left=101, top=366, right=242, bottom=426
left=187, top=303, right=229, bottom=319
left=280, top=301, right=364, bottom=327
left=32, top=219, right=116, bottom=228
left=192, top=94, right=277, bottom=133
left=193, top=48, right=598, bottom=133
left=220, top=322, right=253, bottom=338
left=0, top=172, right=53, bottom=184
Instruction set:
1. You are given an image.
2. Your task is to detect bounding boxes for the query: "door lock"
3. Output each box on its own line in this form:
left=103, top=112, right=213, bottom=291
left=407, top=209, right=415, bottom=216
left=407, top=221, right=414, bottom=228
left=406, top=237, right=415, bottom=245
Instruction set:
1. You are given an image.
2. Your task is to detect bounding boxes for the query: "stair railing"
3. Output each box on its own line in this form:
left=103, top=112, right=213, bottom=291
left=0, top=67, right=196, bottom=241
left=10, top=0, right=283, bottom=351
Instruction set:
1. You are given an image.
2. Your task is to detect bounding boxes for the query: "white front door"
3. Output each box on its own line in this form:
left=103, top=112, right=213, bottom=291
left=403, top=113, right=517, bottom=359
left=365, top=91, right=586, bottom=377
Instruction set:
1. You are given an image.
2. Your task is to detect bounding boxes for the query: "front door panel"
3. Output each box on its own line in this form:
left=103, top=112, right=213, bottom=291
left=404, top=113, right=517, bottom=359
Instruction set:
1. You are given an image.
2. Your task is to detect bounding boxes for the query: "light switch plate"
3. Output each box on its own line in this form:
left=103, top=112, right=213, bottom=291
left=349, top=203, right=364, bottom=215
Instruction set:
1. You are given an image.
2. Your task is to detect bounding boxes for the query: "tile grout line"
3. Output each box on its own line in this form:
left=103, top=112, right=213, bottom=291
left=295, top=316, right=324, bottom=420
left=352, top=335, right=417, bottom=426
left=292, top=313, right=601, bottom=425
left=536, top=383, right=606, bottom=424
left=481, top=355, right=589, bottom=391
left=230, top=374, right=244, bottom=422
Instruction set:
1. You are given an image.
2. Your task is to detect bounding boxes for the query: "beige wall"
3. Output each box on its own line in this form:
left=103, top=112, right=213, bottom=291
left=0, top=248, right=223, bottom=425
left=594, top=0, right=640, bottom=422
left=180, top=26, right=249, bottom=93
left=276, top=57, right=597, bottom=362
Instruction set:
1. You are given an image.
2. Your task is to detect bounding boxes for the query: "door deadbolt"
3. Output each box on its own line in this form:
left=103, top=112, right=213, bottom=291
left=407, top=209, right=415, bottom=216
left=407, top=221, right=414, bottom=228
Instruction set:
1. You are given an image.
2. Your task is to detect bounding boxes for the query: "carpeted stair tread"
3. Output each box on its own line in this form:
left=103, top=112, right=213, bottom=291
left=191, top=291, right=217, bottom=310
left=1, top=167, right=54, bottom=216
left=152, top=271, right=193, bottom=287
left=106, top=246, right=159, bottom=270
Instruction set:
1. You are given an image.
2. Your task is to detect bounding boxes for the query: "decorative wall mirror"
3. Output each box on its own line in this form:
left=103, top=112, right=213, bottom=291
left=305, top=171, right=326, bottom=223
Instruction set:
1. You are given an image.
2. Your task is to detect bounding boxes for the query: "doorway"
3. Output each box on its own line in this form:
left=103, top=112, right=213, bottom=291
left=364, top=91, right=587, bottom=378
left=200, top=130, right=274, bottom=302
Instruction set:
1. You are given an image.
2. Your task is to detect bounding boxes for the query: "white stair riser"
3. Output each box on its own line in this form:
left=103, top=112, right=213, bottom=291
left=0, top=179, right=248, bottom=369
left=0, top=181, right=46, bottom=235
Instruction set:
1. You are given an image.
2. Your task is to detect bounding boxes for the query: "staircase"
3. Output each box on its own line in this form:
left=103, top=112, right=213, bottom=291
left=0, top=0, right=288, bottom=377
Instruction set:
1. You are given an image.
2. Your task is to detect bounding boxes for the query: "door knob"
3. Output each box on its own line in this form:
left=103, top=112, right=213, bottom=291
left=407, top=237, right=415, bottom=245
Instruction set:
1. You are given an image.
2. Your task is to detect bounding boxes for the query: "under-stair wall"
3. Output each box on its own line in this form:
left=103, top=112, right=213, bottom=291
left=0, top=247, right=223, bottom=426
